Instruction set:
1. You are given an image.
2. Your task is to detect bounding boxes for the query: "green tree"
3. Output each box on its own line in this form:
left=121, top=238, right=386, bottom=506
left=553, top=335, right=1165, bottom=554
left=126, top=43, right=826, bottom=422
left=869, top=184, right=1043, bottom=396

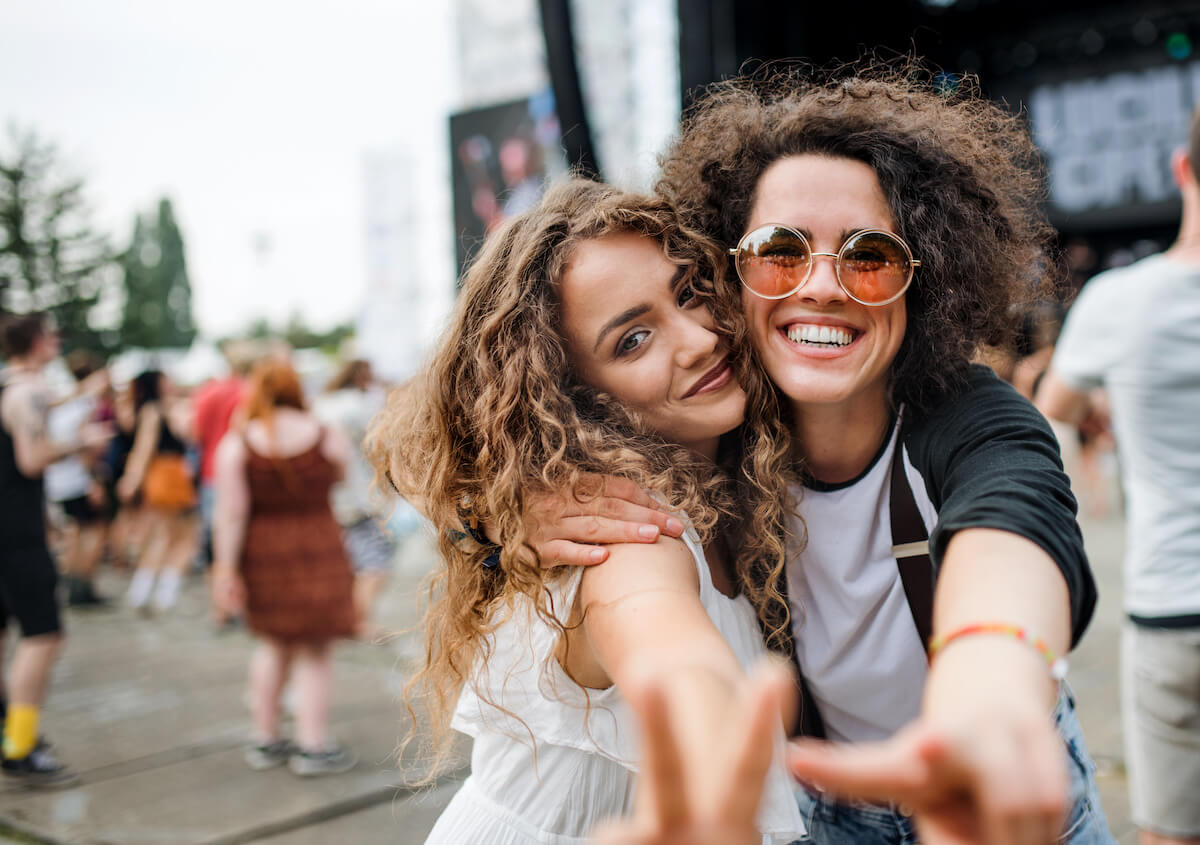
left=0, top=126, right=117, bottom=355
left=119, top=197, right=197, bottom=349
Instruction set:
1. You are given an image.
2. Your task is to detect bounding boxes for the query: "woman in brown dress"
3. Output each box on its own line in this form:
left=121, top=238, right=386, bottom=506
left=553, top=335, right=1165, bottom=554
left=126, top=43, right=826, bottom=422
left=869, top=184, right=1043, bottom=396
left=211, top=358, right=357, bottom=777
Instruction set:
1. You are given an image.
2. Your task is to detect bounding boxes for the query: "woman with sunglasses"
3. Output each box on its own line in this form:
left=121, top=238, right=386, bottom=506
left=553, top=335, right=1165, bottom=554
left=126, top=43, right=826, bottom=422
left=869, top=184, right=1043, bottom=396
left=546, top=69, right=1112, bottom=844
left=370, top=178, right=805, bottom=844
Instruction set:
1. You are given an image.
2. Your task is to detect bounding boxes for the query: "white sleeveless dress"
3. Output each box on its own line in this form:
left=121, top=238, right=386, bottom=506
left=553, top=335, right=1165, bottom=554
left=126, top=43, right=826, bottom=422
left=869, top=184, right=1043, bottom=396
left=424, top=524, right=806, bottom=844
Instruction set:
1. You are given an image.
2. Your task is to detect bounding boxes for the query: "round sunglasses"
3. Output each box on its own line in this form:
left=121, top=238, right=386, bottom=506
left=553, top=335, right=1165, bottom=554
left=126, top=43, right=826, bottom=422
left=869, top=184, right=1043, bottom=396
left=729, top=224, right=920, bottom=306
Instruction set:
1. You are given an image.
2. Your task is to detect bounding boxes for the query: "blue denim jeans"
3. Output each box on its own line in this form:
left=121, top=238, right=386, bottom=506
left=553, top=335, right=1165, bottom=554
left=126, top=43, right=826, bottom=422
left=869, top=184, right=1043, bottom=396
left=790, top=685, right=1115, bottom=844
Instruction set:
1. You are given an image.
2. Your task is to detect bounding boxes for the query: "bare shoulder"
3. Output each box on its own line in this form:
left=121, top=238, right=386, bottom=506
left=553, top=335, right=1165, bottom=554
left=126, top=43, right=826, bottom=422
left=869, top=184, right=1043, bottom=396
left=319, top=421, right=352, bottom=464
left=579, top=535, right=700, bottom=609
left=1, top=377, right=49, bottom=430
left=214, top=429, right=247, bottom=470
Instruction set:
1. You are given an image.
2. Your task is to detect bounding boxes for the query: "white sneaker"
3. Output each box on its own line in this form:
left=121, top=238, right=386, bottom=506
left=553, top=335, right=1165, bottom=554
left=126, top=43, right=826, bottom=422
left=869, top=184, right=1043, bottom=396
left=288, top=746, right=356, bottom=777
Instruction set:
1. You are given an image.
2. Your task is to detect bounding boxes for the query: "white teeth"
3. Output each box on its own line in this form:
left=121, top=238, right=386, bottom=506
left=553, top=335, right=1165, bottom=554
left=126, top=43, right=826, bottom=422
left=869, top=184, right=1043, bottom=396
left=786, top=324, right=854, bottom=347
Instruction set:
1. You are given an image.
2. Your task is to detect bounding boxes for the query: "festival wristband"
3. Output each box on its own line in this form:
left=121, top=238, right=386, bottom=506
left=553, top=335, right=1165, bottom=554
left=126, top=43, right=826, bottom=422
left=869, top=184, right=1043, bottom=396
left=929, top=622, right=1068, bottom=681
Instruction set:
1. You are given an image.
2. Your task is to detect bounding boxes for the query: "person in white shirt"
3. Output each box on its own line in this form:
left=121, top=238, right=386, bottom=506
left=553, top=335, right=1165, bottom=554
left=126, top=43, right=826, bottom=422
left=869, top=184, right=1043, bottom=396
left=1038, top=107, right=1200, bottom=845
left=45, top=352, right=112, bottom=608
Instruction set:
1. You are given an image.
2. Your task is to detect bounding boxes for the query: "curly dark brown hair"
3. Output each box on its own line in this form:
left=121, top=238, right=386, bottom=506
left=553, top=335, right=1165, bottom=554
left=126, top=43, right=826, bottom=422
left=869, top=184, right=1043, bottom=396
left=368, top=177, right=795, bottom=776
left=657, top=64, right=1057, bottom=413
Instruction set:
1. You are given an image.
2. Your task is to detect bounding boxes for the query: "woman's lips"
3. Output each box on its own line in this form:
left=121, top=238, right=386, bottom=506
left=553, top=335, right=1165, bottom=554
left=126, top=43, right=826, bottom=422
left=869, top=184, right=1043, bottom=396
left=683, top=357, right=733, bottom=398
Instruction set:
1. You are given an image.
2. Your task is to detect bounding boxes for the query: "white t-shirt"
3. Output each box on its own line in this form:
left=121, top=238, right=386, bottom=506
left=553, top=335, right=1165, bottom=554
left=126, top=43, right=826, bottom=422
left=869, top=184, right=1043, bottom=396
left=787, top=420, right=935, bottom=742
left=1053, top=253, right=1200, bottom=620
left=44, top=396, right=95, bottom=503
left=311, top=387, right=384, bottom=525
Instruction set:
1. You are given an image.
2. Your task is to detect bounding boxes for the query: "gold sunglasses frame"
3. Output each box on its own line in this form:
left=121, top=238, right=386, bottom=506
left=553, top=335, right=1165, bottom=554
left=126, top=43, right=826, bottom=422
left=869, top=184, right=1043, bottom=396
left=729, top=224, right=920, bottom=306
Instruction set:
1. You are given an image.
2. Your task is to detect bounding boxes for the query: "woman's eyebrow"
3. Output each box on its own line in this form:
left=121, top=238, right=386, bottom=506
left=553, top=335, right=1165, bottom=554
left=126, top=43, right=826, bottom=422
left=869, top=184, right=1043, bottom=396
left=594, top=304, right=652, bottom=352
left=795, top=227, right=867, bottom=244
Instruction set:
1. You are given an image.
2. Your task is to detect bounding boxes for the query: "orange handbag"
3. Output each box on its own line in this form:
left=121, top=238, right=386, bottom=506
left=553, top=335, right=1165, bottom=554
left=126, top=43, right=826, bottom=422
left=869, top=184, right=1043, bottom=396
left=143, top=454, right=197, bottom=510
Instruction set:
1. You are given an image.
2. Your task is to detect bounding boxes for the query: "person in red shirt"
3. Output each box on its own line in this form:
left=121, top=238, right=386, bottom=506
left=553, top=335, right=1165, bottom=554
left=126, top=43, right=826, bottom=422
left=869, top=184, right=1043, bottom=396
left=192, top=341, right=255, bottom=621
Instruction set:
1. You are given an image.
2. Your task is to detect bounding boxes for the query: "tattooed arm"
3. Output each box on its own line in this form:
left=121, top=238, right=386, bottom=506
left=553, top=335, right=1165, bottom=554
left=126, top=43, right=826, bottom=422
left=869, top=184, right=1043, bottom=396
left=1, top=381, right=111, bottom=477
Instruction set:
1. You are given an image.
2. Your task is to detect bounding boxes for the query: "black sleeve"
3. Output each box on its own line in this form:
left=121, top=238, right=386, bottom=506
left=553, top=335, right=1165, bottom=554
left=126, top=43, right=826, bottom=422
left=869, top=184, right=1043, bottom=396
left=902, top=365, right=1097, bottom=647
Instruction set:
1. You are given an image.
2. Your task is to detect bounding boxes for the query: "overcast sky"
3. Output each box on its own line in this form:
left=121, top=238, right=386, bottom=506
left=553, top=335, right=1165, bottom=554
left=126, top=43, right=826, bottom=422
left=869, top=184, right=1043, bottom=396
left=2, top=0, right=453, bottom=336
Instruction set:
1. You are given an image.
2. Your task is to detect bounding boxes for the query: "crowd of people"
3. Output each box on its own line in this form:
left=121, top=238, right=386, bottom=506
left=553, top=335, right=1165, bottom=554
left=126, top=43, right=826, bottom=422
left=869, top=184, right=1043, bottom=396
left=0, top=317, right=399, bottom=788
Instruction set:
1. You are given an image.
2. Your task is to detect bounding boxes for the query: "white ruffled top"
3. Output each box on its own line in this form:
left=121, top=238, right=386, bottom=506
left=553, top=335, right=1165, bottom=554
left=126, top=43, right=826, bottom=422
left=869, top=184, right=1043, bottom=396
left=424, top=523, right=806, bottom=844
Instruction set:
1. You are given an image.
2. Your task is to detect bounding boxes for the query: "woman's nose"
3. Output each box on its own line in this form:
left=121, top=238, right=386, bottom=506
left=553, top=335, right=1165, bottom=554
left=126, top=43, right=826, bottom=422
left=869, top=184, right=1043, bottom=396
left=675, top=314, right=720, bottom=370
left=795, top=253, right=847, bottom=304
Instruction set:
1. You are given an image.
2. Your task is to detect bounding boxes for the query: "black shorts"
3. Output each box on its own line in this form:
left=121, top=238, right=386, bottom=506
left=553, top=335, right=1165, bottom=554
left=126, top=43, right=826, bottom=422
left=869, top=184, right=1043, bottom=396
left=0, top=542, right=63, bottom=638
left=60, top=495, right=104, bottom=525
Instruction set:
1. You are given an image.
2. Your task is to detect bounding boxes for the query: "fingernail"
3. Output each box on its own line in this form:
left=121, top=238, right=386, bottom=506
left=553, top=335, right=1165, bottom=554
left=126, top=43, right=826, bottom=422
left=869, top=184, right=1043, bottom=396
left=589, top=548, right=606, bottom=563
left=665, top=518, right=684, bottom=535
left=637, top=525, right=660, bottom=540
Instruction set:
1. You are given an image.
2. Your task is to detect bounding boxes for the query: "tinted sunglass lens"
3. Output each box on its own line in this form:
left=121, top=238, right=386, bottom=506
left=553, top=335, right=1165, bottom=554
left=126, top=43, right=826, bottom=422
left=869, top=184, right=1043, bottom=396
left=839, top=232, right=912, bottom=304
left=737, top=227, right=811, bottom=298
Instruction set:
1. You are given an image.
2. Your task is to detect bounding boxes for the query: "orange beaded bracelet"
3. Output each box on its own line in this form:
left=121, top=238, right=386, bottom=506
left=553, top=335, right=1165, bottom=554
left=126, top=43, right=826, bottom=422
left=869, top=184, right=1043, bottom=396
left=928, top=622, right=1069, bottom=681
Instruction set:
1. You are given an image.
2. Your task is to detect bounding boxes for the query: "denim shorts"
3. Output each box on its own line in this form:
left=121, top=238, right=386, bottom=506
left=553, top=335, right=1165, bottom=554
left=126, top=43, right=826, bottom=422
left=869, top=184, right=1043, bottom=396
left=789, top=684, right=1115, bottom=845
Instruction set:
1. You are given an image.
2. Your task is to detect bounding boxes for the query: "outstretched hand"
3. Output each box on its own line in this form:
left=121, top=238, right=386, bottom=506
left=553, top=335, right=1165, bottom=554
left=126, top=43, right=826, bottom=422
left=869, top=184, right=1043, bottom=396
left=589, top=661, right=793, bottom=845
left=526, top=474, right=685, bottom=568
left=787, top=711, right=1069, bottom=845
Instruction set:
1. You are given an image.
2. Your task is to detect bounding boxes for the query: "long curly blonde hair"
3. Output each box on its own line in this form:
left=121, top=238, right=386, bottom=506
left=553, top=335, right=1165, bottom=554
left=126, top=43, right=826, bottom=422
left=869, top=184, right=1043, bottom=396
left=368, top=177, right=794, bottom=774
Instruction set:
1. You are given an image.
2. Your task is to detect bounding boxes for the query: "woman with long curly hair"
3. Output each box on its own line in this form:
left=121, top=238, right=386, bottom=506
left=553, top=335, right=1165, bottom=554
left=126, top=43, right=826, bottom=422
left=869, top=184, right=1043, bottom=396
left=570, top=66, right=1114, bottom=844
left=369, top=178, right=805, bottom=843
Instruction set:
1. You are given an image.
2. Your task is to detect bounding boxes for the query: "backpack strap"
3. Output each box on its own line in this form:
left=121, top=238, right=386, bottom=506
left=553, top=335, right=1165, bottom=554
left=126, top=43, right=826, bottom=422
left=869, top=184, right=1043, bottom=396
left=889, top=438, right=934, bottom=653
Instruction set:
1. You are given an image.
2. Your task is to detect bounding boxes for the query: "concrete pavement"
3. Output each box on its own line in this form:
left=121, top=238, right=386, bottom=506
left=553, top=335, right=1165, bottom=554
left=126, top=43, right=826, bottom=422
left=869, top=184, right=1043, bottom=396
left=1, top=506, right=1137, bottom=843
left=0, top=532, right=466, bottom=844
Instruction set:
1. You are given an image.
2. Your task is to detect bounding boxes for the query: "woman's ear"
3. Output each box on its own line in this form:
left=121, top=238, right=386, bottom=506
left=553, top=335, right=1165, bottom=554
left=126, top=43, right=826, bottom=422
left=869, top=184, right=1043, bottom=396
left=1171, top=148, right=1196, bottom=192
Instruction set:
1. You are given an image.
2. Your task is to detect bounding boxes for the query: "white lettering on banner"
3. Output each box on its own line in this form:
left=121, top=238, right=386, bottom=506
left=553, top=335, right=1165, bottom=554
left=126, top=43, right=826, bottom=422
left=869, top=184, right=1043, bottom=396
left=1031, top=62, right=1200, bottom=213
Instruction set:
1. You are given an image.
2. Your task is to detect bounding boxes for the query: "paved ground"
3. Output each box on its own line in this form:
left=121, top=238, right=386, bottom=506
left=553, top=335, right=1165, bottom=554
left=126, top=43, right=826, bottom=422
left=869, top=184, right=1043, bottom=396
left=2, top=498, right=1137, bottom=843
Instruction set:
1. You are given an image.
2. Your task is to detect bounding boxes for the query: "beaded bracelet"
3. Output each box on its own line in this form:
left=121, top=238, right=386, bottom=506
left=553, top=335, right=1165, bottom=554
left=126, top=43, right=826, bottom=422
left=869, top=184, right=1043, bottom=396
left=929, top=622, right=1069, bottom=681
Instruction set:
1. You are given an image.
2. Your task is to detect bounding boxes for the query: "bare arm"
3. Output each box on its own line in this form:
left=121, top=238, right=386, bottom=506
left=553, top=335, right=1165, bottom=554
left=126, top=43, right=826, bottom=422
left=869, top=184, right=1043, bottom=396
left=1033, top=369, right=1091, bottom=426
left=213, top=433, right=250, bottom=570
left=319, top=423, right=352, bottom=483
left=211, top=433, right=251, bottom=613
left=2, top=382, right=107, bottom=476
left=573, top=539, right=752, bottom=813
left=117, top=404, right=162, bottom=501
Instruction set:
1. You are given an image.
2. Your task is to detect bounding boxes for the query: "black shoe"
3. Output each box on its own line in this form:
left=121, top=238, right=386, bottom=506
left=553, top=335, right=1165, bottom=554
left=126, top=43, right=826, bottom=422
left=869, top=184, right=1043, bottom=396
left=2, top=740, right=80, bottom=789
left=67, top=580, right=111, bottom=609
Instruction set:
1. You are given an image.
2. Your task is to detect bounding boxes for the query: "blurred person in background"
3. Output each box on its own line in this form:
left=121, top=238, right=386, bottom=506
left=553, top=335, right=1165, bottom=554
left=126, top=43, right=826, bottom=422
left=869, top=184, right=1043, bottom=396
left=45, top=351, right=114, bottom=608
left=117, top=369, right=198, bottom=615
left=313, top=359, right=393, bottom=639
left=1037, top=108, right=1200, bottom=845
left=1, top=312, right=110, bottom=787
left=105, top=378, right=148, bottom=568
left=211, top=359, right=357, bottom=777
left=192, top=340, right=255, bottom=625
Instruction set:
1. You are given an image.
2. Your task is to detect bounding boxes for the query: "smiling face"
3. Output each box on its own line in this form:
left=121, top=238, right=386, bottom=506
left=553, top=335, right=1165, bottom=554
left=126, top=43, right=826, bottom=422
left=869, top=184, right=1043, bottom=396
left=560, top=232, right=746, bottom=455
left=741, top=154, right=906, bottom=421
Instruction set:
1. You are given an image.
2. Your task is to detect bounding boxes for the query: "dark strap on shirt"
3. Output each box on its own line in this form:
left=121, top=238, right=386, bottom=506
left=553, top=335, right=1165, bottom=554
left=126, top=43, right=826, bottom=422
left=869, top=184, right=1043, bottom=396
left=889, top=441, right=934, bottom=653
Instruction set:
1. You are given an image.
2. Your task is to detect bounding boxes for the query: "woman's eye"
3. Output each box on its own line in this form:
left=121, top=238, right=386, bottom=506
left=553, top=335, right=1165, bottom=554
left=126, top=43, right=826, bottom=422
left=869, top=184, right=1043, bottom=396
left=616, top=330, right=649, bottom=356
